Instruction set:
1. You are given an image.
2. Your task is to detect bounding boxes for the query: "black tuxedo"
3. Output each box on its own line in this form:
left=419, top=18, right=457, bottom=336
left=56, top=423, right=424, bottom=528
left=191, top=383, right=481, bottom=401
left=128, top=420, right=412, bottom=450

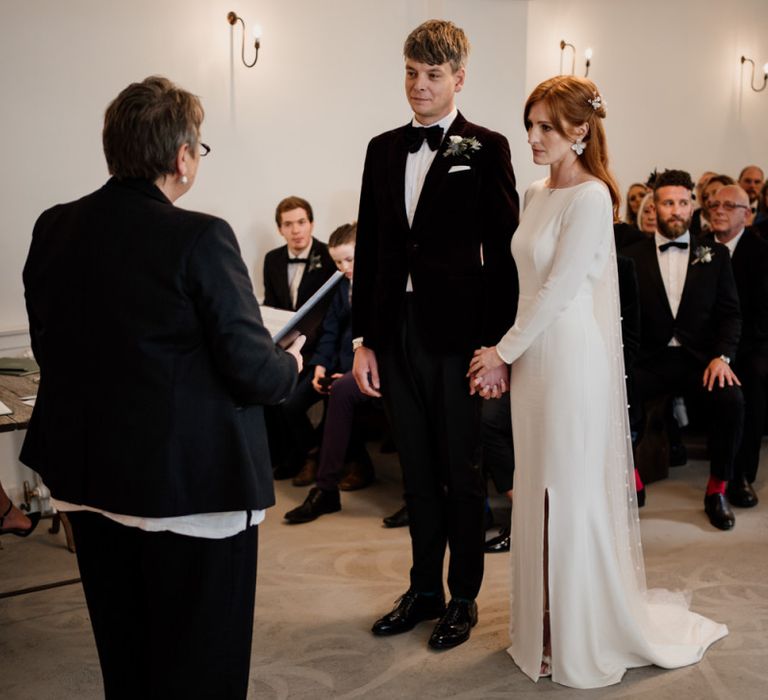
left=706, top=230, right=768, bottom=483
left=353, top=112, right=518, bottom=600
left=262, top=238, right=334, bottom=311
left=623, top=235, right=744, bottom=480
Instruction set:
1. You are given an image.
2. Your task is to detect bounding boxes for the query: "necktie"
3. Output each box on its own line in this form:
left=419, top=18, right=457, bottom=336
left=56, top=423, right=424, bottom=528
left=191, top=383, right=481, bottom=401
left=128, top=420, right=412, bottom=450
left=404, top=124, right=444, bottom=153
left=658, top=241, right=689, bottom=252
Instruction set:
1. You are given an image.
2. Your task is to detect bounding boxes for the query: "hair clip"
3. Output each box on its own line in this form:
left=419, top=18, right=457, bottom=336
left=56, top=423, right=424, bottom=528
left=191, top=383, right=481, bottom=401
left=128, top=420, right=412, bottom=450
left=587, top=94, right=603, bottom=110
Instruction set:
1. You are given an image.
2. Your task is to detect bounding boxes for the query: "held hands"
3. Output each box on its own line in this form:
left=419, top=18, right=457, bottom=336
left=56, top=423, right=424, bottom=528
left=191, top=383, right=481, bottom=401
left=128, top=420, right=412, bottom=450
left=285, top=335, right=306, bottom=374
left=353, top=346, right=382, bottom=398
left=702, top=357, right=741, bottom=392
left=467, top=346, right=509, bottom=399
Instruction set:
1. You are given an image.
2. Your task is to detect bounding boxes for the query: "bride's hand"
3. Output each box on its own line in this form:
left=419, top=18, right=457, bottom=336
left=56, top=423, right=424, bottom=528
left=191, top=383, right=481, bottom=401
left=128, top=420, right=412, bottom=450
left=469, top=363, right=509, bottom=398
left=468, top=346, right=504, bottom=376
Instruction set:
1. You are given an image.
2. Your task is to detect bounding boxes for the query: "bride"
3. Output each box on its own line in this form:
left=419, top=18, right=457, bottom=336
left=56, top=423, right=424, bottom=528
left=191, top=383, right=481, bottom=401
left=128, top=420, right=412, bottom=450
left=468, top=75, right=727, bottom=689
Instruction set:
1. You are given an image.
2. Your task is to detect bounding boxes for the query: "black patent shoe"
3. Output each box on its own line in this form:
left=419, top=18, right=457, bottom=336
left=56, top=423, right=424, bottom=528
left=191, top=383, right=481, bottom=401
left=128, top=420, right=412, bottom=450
left=284, top=488, right=340, bottom=524
left=428, top=599, right=478, bottom=649
left=372, top=590, right=446, bottom=636
left=704, top=493, right=735, bottom=531
left=485, top=526, right=510, bottom=553
left=726, top=477, right=759, bottom=508
left=382, top=505, right=409, bottom=528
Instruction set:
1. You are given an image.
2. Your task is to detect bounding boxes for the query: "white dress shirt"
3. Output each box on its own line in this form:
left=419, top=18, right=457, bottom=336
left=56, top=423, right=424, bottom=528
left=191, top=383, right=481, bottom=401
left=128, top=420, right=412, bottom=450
left=288, top=242, right=313, bottom=309
left=715, top=228, right=745, bottom=257
left=654, top=231, right=691, bottom=346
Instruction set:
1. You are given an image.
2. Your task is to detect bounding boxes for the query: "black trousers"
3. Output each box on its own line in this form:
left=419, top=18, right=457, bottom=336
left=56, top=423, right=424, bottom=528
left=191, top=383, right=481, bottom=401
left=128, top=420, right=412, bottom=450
left=379, top=299, right=485, bottom=600
left=633, top=347, right=744, bottom=480
left=68, top=512, right=259, bottom=700
left=482, top=395, right=515, bottom=493
left=734, top=350, right=768, bottom=483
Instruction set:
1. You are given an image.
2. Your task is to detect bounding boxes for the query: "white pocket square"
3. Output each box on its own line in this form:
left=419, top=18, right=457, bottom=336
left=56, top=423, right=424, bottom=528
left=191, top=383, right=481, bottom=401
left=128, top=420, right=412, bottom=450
left=448, top=165, right=471, bottom=173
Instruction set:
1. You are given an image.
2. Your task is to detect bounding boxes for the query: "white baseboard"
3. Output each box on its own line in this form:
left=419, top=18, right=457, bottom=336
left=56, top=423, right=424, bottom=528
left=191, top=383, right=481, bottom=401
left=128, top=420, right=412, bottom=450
left=0, top=327, right=30, bottom=355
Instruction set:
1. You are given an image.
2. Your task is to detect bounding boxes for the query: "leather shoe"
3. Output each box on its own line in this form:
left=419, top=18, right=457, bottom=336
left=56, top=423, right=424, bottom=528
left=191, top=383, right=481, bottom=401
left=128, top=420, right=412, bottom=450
left=704, top=492, right=735, bottom=531
left=284, top=487, right=340, bottom=524
left=339, top=459, right=375, bottom=491
left=428, top=599, right=478, bottom=649
left=726, top=476, right=758, bottom=508
left=292, top=453, right=318, bottom=487
left=485, top=526, right=510, bottom=553
left=382, top=504, right=409, bottom=528
left=372, top=590, right=446, bottom=636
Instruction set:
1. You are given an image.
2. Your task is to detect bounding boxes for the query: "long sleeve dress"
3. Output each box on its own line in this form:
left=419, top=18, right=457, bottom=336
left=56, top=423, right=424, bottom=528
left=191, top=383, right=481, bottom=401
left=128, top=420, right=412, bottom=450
left=496, top=179, right=727, bottom=689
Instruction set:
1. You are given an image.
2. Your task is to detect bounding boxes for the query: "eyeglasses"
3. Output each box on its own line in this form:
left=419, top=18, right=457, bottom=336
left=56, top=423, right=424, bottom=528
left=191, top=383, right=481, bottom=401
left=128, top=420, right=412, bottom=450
left=199, top=142, right=211, bottom=157
left=706, top=200, right=748, bottom=212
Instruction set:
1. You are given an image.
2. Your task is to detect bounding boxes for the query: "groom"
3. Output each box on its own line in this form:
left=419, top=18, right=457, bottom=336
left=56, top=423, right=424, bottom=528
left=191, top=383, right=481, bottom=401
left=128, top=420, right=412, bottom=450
left=352, top=19, right=518, bottom=649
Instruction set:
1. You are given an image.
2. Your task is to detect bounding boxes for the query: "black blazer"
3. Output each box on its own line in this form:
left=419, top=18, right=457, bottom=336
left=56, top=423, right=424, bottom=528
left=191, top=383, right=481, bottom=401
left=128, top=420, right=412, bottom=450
left=311, top=278, right=353, bottom=373
left=623, top=236, right=741, bottom=366
left=21, top=178, right=297, bottom=517
left=262, top=238, right=335, bottom=311
left=614, top=222, right=646, bottom=253
left=704, top=229, right=768, bottom=357
left=352, top=112, right=519, bottom=353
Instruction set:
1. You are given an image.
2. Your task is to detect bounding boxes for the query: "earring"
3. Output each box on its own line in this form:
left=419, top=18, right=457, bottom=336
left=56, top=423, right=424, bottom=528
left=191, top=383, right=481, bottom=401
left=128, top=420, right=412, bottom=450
left=570, top=138, right=585, bottom=156
left=179, top=175, right=188, bottom=185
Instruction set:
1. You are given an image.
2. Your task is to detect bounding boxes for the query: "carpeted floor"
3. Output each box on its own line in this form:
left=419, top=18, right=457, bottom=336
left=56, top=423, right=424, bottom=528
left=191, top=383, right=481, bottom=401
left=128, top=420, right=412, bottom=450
left=1, top=447, right=766, bottom=699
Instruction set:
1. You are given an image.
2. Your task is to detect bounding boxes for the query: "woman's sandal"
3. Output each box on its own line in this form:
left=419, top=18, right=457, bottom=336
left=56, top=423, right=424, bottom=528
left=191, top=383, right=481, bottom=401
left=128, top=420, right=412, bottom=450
left=0, top=500, right=41, bottom=537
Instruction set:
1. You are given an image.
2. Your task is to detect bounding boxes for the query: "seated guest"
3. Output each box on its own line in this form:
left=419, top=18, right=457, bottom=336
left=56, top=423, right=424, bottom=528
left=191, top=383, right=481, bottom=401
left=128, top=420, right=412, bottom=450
left=624, top=169, right=744, bottom=531
left=263, top=196, right=334, bottom=311
left=738, top=165, right=764, bottom=222
left=285, top=223, right=379, bottom=524
left=692, top=174, right=735, bottom=237
left=263, top=197, right=335, bottom=479
left=704, top=184, right=768, bottom=508
left=624, top=182, right=650, bottom=228
left=750, top=180, right=768, bottom=238
left=21, top=76, right=302, bottom=697
left=636, top=192, right=657, bottom=235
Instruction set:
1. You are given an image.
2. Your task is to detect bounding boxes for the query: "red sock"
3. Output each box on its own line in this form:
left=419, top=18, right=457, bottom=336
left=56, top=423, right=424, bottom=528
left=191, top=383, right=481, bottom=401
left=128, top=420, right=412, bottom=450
left=706, top=477, right=727, bottom=496
left=634, top=468, right=644, bottom=492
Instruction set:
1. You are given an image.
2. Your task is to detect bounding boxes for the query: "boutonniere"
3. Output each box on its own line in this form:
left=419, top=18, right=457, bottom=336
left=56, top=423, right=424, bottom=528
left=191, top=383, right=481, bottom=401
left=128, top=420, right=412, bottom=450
left=692, top=245, right=713, bottom=265
left=442, top=135, right=482, bottom=160
left=308, top=252, right=323, bottom=272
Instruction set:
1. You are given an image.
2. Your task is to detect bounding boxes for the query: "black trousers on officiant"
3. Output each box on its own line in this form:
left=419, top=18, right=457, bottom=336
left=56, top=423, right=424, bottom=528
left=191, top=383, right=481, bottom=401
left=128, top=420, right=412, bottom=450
left=379, top=297, right=485, bottom=601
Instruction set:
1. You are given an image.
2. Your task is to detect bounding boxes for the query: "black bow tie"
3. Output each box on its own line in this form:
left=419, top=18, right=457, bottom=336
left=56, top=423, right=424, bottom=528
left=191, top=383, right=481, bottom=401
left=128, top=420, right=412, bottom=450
left=658, top=241, right=689, bottom=252
left=404, top=124, right=444, bottom=153
left=288, top=257, right=308, bottom=264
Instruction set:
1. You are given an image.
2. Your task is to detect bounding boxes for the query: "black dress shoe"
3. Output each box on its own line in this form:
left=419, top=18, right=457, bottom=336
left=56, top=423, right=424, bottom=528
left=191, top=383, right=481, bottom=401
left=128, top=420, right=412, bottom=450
left=485, top=526, right=510, bottom=553
left=637, top=487, right=646, bottom=508
left=372, top=590, right=446, bottom=636
left=284, top=488, right=340, bottom=524
left=382, top=505, right=409, bottom=528
left=428, top=599, right=478, bottom=649
left=726, top=477, right=759, bottom=508
left=704, top=493, right=735, bottom=531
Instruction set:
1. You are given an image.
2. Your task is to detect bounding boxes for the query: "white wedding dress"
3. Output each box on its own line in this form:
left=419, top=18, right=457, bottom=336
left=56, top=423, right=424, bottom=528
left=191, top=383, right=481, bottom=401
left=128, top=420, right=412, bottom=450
left=495, top=179, right=728, bottom=689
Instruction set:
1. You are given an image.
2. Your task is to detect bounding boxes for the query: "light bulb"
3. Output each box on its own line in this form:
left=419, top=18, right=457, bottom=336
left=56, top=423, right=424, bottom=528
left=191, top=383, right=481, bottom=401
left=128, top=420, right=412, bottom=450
left=252, top=23, right=263, bottom=43
left=585, top=48, right=593, bottom=61
left=763, top=62, right=768, bottom=76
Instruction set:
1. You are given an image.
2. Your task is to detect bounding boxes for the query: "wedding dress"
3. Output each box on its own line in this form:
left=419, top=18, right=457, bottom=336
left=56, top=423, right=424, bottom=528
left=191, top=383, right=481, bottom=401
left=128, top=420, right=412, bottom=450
left=495, top=179, right=727, bottom=689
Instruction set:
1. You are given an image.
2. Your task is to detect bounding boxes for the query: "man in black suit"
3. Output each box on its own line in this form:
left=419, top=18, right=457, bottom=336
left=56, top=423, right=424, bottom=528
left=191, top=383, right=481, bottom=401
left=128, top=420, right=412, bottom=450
left=263, top=196, right=334, bottom=311
left=705, top=184, right=768, bottom=508
left=352, top=20, right=518, bottom=649
left=21, top=76, right=302, bottom=697
left=262, top=196, right=335, bottom=480
left=624, top=169, right=744, bottom=531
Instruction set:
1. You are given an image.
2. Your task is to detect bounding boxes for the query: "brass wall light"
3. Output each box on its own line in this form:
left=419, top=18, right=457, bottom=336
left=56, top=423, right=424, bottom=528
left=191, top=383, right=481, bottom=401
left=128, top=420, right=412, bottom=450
left=227, top=11, right=261, bottom=68
left=740, top=55, right=767, bottom=92
left=560, top=40, right=593, bottom=77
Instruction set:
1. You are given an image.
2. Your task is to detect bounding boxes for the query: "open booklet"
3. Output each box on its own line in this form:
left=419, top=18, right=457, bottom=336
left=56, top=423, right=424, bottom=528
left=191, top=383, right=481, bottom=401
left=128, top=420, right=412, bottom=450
left=261, top=270, right=344, bottom=349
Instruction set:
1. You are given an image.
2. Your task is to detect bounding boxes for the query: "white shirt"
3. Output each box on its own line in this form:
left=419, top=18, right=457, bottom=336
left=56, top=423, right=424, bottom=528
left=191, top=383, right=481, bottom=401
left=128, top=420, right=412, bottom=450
left=654, top=231, right=691, bottom=345
left=403, top=109, right=457, bottom=291
left=715, top=228, right=745, bottom=257
left=288, top=242, right=313, bottom=309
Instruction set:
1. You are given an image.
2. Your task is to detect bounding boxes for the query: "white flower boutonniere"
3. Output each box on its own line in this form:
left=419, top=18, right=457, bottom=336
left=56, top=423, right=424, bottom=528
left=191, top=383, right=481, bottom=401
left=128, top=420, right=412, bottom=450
left=692, top=245, right=713, bottom=265
left=443, top=135, right=482, bottom=159
left=308, top=252, right=324, bottom=272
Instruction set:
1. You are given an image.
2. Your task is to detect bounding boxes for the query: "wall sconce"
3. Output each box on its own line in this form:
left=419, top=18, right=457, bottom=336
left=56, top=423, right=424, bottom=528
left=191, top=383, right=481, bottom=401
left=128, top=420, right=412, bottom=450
left=227, top=11, right=261, bottom=68
left=559, top=40, right=593, bottom=77
left=740, top=55, right=767, bottom=92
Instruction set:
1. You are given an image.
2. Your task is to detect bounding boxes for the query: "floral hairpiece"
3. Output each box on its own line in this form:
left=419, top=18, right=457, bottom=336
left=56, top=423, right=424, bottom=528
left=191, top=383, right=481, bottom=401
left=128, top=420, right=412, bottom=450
left=588, top=94, right=603, bottom=111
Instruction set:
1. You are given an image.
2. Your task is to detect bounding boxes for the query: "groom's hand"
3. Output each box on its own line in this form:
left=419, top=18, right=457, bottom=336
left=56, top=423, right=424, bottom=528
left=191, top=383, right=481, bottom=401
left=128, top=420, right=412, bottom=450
left=469, top=364, right=509, bottom=398
left=353, top=346, right=382, bottom=397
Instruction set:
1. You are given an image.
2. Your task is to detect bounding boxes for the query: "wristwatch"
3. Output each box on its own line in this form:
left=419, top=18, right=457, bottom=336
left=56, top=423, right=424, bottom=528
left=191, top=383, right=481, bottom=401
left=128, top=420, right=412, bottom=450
left=718, top=354, right=731, bottom=365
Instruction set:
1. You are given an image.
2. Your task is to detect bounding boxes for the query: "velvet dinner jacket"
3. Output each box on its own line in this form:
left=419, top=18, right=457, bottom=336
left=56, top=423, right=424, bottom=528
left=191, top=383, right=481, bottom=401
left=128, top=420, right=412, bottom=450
left=352, top=112, right=519, bottom=354
left=623, top=235, right=741, bottom=366
left=21, top=177, right=297, bottom=518
left=262, top=238, right=335, bottom=311
left=703, top=229, right=768, bottom=357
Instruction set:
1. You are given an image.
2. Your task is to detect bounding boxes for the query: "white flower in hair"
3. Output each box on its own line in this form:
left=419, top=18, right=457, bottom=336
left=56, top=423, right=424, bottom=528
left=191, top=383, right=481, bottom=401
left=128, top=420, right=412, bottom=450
left=588, top=94, right=603, bottom=110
